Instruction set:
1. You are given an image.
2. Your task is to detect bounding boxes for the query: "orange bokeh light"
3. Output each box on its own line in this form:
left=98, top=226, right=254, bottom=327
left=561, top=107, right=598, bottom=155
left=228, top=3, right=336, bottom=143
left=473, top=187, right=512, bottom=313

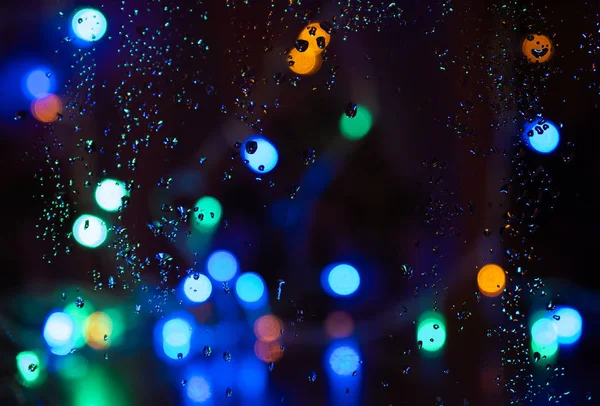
left=325, top=311, right=354, bottom=339
left=287, top=48, right=322, bottom=76
left=253, top=314, right=283, bottom=343
left=31, top=94, right=62, bottom=123
left=254, top=339, right=283, bottom=363
left=477, top=264, right=506, bottom=297
left=297, top=22, right=331, bottom=53
left=84, top=312, right=113, bottom=350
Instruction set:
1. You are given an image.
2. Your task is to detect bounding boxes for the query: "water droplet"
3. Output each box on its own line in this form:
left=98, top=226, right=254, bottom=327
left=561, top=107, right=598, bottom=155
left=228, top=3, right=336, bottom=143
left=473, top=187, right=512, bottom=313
left=75, top=296, right=85, bottom=308
left=225, top=387, right=233, bottom=397
left=308, top=371, right=317, bottom=382
left=546, top=301, right=555, bottom=311
left=14, top=111, right=26, bottom=121
left=28, top=363, right=38, bottom=372
left=316, top=36, right=326, bottom=49
left=345, top=102, right=357, bottom=118
left=553, top=315, right=561, bottom=321
left=77, top=18, right=83, bottom=24
left=433, top=324, right=440, bottom=329
left=533, top=352, right=541, bottom=362
left=177, top=352, right=183, bottom=359
left=294, top=39, right=309, bottom=52
left=258, top=164, right=265, bottom=171
left=245, top=140, right=258, bottom=154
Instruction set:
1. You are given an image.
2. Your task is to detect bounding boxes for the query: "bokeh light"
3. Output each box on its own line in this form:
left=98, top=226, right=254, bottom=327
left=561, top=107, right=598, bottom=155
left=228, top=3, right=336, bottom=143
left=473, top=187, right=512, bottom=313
left=43, top=311, right=75, bottom=355
left=417, top=314, right=446, bottom=352
left=523, top=119, right=560, bottom=154
left=187, top=376, right=211, bottom=403
left=253, top=340, right=284, bottom=363
left=83, top=312, right=113, bottom=350
left=322, top=263, right=360, bottom=297
left=531, top=318, right=558, bottom=347
left=552, top=306, right=582, bottom=345
left=31, top=94, right=62, bottom=123
left=72, top=8, right=108, bottom=42
left=297, top=23, right=331, bottom=52
left=235, top=272, right=266, bottom=304
left=206, top=250, right=238, bottom=282
left=95, top=179, right=129, bottom=212
left=72, top=214, right=108, bottom=248
left=328, top=345, right=360, bottom=376
left=183, top=273, right=213, bottom=303
left=253, top=314, right=283, bottom=342
left=63, top=301, right=94, bottom=349
left=325, top=311, right=355, bottom=339
left=288, top=48, right=322, bottom=76
left=162, top=317, right=192, bottom=360
left=192, top=196, right=222, bottom=230
left=477, top=264, right=506, bottom=297
left=24, top=69, right=52, bottom=99
left=241, top=135, right=279, bottom=174
left=16, top=351, right=41, bottom=384
left=339, top=105, right=373, bottom=140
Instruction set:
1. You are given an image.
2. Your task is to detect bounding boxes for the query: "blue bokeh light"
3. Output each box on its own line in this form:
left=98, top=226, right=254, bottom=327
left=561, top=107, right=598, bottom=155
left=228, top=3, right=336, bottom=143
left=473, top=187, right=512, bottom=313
left=240, top=135, right=279, bottom=174
left=238, top=355, right=268, bottom=398
left=523, top=119, right=560, bottom=154
left=206, top=250, right=238, bottom=282
left=72, top=8, right=108, bottom=42
left=322, top=263, right=361, bottom=297
left=183, top=273, right=212, bottom=303
left=187, top=376, right=211, bottom=403
left=531, top=318, right=558, bottom=347
left=25, top=69, right=52, bottom=99
left=43, top=312, right=75, bottom=355
left=552, top=306, right=582, bottom=345
left=162, top=318, right=192, bottom=360
left=329, top=345, right=361, bottom=376
left=235, top=272, right=265, bottom=303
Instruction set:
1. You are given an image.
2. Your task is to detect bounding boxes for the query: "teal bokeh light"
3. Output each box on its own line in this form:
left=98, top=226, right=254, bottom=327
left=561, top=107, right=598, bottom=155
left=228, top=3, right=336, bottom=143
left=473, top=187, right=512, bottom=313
left=72, top=214, right=108, bottom=248
left=339, top=105, right=373, bottom=140
left=417, top=313, right=446, bottom=352
left=192, top=196, right=222, bottom=231
left=95, top=179, right=128, bottom=212
left=72, top=8, right=107, bottom=42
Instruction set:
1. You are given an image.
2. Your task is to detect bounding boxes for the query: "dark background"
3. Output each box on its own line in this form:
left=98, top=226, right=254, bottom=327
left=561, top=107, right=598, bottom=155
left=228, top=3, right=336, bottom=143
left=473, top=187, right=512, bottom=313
left=1, top=0, right=599, bottom=405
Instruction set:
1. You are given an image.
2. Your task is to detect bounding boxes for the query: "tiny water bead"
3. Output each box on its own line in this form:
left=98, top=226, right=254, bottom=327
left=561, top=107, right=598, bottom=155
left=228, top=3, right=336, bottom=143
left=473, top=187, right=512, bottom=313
left=95, top=179, right=129, bottom=212
left=477, top=264, right=506, bottom=297
left=71, top=8, right=107, bottom=42
left=523, top=119, right=560, bottom=154
left=72, top=214, right=108, bottom=248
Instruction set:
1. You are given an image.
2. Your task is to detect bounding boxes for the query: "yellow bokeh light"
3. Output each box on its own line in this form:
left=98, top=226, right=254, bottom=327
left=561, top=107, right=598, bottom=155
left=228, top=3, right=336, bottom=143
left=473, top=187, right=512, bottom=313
left=297, top=22, right=331, bottom=53
left=83, top=312, right=113, bottom=349
left=477, top=264, right=506, bottom=297
left=287, top=48, right=322, bottom=76
left=31, top=94, right=62, bottom=123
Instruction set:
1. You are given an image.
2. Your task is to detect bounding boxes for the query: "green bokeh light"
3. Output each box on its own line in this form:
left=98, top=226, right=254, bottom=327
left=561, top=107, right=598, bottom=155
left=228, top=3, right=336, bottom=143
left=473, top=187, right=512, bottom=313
left=64, top=301, right=95, bottom=349
left=339, top=105, right=373, bottom=140
left=531, top=339, right=558, bottom=364
left=71, top=366, right=128, bottom=406
left=56, top=353, right=89, bottom=380
left=16, top=351, right=43, bottom=386
left=192, top=196, right=222, bottom=231
left=417, top=314, right=446, bottom=352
